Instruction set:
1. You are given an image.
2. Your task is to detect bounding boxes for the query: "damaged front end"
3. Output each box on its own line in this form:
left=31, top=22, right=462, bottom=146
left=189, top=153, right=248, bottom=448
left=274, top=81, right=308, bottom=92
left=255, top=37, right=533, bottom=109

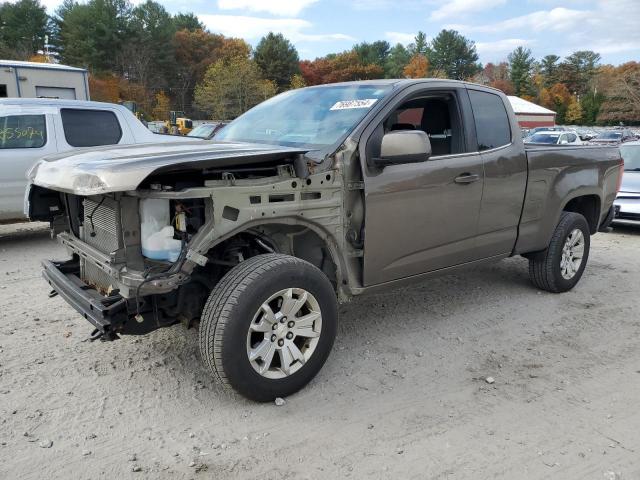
left=29, top=142, right=348, bottom=340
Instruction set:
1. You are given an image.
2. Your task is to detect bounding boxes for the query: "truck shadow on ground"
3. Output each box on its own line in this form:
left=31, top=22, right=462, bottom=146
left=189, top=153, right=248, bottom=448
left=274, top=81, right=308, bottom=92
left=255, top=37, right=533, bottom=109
left=609, top=223, right=640, bottom=236
left=153, top=256, right=538, bottom=403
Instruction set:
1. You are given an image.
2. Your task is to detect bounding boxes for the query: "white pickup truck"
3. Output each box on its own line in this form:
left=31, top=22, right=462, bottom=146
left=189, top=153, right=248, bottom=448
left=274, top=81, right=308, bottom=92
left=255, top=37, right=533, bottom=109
left=0, top=98, right=199, bottom=221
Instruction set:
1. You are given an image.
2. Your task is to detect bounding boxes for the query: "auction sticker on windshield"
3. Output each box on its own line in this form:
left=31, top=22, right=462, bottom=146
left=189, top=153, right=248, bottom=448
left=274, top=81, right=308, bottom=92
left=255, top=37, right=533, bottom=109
left=330, top=99, right=378, bottom=110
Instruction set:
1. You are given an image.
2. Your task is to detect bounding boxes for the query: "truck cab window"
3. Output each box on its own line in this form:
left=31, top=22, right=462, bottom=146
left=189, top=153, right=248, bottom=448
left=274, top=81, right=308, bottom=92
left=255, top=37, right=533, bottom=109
left=468, top=90, right=511, bottom=151
left=61, top=108, right=122, bottom=147
left=0, top=85, right=7, bottom=97
left=0, top=114, right=47, bottom=149
left=383, top=95, right=464, bottom=156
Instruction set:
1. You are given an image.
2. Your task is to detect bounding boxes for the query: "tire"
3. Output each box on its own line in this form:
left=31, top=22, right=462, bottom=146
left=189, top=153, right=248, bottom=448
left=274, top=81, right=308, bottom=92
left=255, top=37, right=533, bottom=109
left=528, top=211, right=591, bottom=293
left=199, top=254, right=337, bottom=401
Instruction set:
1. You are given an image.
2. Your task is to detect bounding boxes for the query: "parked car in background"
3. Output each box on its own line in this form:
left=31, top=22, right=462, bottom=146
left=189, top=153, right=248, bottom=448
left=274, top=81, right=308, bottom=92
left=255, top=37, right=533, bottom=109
left=590, top=129, right=635, bottom=145
left=0, top=98, right=201, bottom=221
left=612, top=141, right=640, bottom=223
left=147, top=121, right=168, bottom=134
left=576, top=128, right=598, bottom=141
left=187, top=122, right=227, bottom=139
left=525, top=130, right=583, bottom=145
left=29, top=79, right=622, bottom=401
left=528, top=126, right=567, bottom=136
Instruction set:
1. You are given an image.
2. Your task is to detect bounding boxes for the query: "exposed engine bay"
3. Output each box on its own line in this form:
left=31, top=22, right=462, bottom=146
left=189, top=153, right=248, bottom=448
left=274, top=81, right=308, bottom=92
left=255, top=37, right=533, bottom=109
left=30, top=152, right=360, bottom=340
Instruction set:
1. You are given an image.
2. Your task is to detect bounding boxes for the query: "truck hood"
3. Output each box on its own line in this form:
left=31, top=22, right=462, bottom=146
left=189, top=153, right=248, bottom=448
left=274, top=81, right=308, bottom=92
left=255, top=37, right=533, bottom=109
left=29, top=141, right=308, bottom=195
left=620, top=171, right=640, bottom=193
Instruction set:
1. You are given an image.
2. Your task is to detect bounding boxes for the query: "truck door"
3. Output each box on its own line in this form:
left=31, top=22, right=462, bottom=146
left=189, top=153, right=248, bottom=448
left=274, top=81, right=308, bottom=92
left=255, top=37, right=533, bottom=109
left=361, top=85, right=484, bottom=286
left=466, top=88, right=528, bottom=258
left=0, top=111, right=56, bottom=220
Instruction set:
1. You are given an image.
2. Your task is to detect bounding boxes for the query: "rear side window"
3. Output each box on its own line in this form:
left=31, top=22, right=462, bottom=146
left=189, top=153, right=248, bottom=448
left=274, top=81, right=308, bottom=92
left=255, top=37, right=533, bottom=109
left=0, top=114, right=47, bottom=149
left=61, top=109, right=122, bottom=147
left=468, top=90, right=511, bottom=151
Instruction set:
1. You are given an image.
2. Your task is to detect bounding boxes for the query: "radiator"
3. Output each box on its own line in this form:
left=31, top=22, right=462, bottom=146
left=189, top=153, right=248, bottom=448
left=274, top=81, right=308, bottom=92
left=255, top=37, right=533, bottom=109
left=80, top=196, right=122, bottom=293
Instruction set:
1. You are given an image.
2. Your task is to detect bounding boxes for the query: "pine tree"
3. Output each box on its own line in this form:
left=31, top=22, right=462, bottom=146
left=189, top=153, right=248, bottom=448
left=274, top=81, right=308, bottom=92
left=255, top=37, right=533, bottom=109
left=254, top=32, right=300, bottom=92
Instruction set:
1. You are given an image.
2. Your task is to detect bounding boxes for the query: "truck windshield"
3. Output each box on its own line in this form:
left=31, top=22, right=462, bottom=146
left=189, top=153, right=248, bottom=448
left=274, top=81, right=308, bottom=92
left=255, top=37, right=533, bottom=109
left=528, top=133, right=560, bottom=144
left=214, top=84, right=392, bottom=148
left=621, top=144, right=640, bottom=171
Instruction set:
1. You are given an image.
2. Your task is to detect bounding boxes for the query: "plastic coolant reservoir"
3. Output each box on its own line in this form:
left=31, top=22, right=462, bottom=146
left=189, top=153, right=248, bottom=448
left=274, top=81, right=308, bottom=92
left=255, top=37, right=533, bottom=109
left=140, top=198, right=182, bottom=262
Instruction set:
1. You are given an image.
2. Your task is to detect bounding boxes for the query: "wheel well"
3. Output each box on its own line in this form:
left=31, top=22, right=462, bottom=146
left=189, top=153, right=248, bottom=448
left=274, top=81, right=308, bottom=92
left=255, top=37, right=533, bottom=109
left=202, top=225, right=338, bottom=289
left=563, top=195, right=600, bottom=234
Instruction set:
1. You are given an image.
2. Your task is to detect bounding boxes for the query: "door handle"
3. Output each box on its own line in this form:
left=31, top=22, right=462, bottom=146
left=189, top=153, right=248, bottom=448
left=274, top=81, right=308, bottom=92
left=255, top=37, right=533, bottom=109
left=454, top=173, right=480, bottom=184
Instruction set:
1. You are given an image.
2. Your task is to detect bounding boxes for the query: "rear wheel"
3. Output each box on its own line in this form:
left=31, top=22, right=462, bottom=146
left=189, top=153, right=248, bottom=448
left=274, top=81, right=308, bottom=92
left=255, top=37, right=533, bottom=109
left=528, top=212, right=591, bottom=293
left=199, top=254, right=337, bottom=401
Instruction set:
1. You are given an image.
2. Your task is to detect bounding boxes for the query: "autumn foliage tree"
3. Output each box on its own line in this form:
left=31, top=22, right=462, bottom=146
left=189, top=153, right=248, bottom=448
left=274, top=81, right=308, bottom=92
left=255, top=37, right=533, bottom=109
left=597, top=62, right=640, bottom=124
left=173, top=29, right=251, bottom=111
left=152, top=90, right=171, bottom=120
left=299, top=51, right=383, bottom=86
left=194, top=56, right=277, bottom=120
left=403, top=54, right=429, bottom=78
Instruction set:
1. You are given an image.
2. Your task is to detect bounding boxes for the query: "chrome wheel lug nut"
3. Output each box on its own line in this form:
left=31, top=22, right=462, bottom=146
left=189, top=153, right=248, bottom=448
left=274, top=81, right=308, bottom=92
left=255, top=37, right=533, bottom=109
left=272, top=323, right=278, bottom=330
left=287, top=321, right=295, bottom=328
left=286, top=332, right=293, bottom=339
left=278, top=339, right=284, bottom=347
left=271, top=334, right=277, bottom=342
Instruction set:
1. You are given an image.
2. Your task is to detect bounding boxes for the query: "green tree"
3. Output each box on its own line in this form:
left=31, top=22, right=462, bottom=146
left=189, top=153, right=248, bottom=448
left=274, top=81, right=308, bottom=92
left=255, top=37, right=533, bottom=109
left=53, top=0, right=132, bottom=71
left=0, top=39, right=15, bottom=58
left=385, top=43, right=411, bottom=78
left=253, top=32, right=300, bottom=91
left=194, top=56, right=276, bottom=119
left=428, top=29, right=480, bottom=80
left=540, top=54, right=560, bottom=87
left=353, top=40, right=390, bottom=73
left=408, top=31, right=428, bottom=57
left=508, top=46, right=535, bottom=96
left=0, top=0, right=49, bottom=58
left=122, top=1, right=176, bottom=88
left=559, top=50, right=601, bottom=96
left=172, top=12, right=202, bottom=32
left=579, top=91, right=604, bottom=125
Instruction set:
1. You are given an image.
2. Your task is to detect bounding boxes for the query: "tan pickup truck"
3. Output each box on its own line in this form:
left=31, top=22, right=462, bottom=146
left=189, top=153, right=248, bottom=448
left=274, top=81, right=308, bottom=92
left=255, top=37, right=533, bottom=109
left=28, top=80, right=623, bottom=401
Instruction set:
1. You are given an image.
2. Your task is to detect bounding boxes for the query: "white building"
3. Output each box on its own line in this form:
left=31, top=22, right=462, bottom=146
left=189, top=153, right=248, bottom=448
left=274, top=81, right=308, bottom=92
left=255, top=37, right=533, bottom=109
left=0, top=60, right=89, bottom=100
left=507, top=96, right=556, bottom=128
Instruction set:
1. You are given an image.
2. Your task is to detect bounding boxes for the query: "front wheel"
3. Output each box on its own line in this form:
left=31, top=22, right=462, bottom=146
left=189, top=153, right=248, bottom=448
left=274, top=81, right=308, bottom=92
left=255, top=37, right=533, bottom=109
left=199, top=254, right=337, bottom=401
left=528, top=211, right=591, bottom=293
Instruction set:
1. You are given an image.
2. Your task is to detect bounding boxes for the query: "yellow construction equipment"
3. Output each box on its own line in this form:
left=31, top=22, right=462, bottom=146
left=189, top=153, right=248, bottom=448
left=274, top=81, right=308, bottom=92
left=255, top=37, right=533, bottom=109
left=165, top=111, right=193, bottom=135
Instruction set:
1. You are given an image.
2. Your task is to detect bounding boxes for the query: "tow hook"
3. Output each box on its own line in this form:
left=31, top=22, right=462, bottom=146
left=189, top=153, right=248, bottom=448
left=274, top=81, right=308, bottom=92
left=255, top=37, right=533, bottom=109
left=48, top=289, right=59, bottom=298
left=88, top=328, right=119, bottom=342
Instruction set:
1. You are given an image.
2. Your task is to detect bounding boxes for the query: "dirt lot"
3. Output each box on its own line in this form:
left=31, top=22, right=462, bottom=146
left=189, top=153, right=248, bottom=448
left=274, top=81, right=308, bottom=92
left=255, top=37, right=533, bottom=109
left=1, top=222, right=639, bottom=480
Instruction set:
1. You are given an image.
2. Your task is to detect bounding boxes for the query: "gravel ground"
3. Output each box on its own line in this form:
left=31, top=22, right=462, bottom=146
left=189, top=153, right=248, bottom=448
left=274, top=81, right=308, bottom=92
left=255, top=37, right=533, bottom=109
left=1, top=221, right=639, bottom=480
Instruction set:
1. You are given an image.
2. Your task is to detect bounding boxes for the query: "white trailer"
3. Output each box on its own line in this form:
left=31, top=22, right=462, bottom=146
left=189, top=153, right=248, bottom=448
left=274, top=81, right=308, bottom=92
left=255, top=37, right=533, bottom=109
left=0, top=60, right=89, bottom=101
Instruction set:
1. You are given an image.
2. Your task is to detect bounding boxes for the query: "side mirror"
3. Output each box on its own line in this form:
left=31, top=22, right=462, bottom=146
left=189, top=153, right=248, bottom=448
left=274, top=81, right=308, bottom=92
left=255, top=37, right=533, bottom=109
left=374, top=130, right=432, bottom=166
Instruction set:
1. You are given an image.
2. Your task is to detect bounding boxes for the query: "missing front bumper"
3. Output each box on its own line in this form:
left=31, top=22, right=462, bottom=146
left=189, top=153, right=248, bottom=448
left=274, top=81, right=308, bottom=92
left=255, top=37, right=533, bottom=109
left=42, top=259, right=177, bottom=339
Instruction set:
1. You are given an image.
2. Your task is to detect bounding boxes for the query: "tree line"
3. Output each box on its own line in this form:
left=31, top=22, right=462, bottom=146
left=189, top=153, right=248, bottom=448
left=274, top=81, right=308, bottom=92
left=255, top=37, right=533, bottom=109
left=1, top=0, right=638, bottom=124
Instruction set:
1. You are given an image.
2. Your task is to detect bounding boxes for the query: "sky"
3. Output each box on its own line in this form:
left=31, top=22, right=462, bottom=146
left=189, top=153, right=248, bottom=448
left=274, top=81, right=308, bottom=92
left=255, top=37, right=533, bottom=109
left=39, top=0, right=640, bottom=65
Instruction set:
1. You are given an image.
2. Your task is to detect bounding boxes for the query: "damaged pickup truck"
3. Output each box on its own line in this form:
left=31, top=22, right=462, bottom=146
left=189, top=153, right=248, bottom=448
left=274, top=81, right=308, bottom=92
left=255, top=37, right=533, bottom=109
left=28, top=80, right=623, bottom=401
